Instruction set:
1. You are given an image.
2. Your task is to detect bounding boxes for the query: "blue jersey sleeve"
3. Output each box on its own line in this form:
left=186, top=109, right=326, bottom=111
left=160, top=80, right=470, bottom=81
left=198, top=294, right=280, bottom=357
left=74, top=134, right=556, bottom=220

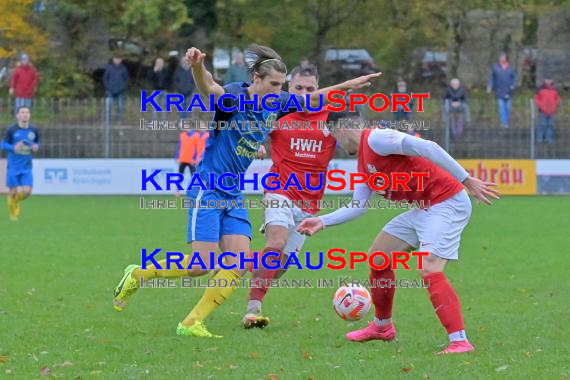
left=1, top=126, right=15, bottom=152
left=33, top=127, right=40, bottom=144
left=214, top=82, right=249, bottom=123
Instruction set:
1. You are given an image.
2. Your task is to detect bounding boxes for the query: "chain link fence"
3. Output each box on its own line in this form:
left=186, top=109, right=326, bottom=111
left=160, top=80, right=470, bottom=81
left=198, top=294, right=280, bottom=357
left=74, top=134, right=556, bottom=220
left=1, top=95, right=568, bottom=159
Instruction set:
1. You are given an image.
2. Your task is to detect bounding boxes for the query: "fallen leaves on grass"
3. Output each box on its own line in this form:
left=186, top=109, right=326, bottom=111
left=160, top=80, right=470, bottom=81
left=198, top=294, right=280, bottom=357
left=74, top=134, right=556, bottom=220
left=39, top=366, right=51, bottom=376
left=303, top=352, right=312, bottom=360
left=0, top=356, right=9, bottom=364
left=402, top=366, right=413, bottom=373
left=62, top=361, right=73, bottom=367
left=524, top=351, right=533, bottom=359
left=250, top=352, right=260, bottom=359
left=267, top=374, right=279, bottom=380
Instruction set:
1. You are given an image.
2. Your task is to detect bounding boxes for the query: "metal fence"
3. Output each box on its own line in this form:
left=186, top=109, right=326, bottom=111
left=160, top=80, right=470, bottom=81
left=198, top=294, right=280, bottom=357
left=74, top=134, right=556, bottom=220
left=1, top=95, right=568, bottom=159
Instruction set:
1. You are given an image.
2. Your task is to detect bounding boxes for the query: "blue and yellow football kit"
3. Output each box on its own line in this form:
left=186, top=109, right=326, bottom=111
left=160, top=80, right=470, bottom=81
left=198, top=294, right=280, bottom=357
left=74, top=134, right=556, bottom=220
left=187, top=82, right=303, bottom=243
left=2, top=124, right=40, bottom=188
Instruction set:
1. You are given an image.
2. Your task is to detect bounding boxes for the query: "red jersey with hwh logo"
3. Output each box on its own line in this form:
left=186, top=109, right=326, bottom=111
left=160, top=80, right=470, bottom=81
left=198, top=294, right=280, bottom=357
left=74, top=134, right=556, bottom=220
left=357, top=129, right=464, bottom=205
left=268, top=110, right=337, bottom=214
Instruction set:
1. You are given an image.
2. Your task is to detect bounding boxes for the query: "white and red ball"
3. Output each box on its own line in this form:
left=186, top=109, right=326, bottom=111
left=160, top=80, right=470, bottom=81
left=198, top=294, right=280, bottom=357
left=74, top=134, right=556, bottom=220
left=332, top=286, right=372, bottom=321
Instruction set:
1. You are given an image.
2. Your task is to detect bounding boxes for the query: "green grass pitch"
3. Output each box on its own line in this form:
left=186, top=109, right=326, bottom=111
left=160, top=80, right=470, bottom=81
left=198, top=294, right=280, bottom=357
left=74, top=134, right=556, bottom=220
left=1, top=195, right=569, bottom=379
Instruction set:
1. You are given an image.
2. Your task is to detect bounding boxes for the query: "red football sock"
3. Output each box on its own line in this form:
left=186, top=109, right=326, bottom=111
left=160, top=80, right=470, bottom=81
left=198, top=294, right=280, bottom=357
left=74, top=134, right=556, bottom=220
left=370, top=267, right=396, bottom=320
left=423, top=272, right=465, bottom=334
left=249, top=247, right=282, bottom=302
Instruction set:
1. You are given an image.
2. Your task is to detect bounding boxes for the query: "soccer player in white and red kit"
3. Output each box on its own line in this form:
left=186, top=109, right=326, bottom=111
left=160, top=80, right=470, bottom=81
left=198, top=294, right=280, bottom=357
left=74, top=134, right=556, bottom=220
left=243, top=65, right=359, bottom=328
left=298, top=127, right=499, bottom=354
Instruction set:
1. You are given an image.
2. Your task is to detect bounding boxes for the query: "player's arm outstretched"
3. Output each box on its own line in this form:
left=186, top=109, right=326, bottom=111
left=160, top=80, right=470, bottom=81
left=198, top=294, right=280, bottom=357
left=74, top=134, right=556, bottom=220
left=185, top=47, right=225, bottom=102
left=298, top=182, right=373, bottom=236
left=305, top=72, right=383, bottom=109
left=368, top=129, right=499, bottom=205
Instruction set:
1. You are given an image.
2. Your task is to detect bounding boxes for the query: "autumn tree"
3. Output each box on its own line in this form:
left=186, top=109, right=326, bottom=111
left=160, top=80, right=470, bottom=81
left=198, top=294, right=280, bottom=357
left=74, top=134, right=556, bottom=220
left=0, top=0, right=47, bottom=59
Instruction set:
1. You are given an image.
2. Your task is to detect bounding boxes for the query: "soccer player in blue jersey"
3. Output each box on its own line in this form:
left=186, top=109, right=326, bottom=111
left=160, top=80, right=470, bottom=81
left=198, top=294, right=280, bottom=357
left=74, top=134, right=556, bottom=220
left=2, top=106, right=39, bottom=221
left=113, top=44, right=381, bottom=337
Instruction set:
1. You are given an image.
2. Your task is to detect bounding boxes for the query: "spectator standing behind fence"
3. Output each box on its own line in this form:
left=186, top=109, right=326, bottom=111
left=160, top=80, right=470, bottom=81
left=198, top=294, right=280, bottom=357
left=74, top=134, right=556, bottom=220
left=534, top=76, right=561, bottom=145
left=392, top=80, right=413, bottom=122
left=444, top=78, right=471, bottom=141
left=174, top=128, right=209, bottom=197
left=487, top=53, right=516, bottom=129
left=223, top=52, right=249, bottom=84
left=151, top=57, right=171, bottom=121
left=9, top=54, right=38, bottom=114
left=103, top=56, right=129, bottom=123
left=174, top=57, right=195, bottom=119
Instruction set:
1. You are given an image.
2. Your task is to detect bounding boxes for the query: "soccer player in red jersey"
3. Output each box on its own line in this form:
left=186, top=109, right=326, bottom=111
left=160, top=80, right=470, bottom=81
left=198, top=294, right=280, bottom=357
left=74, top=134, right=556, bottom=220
left=298, top=127, right=500, bottom=354
left=242, top=65, right=359, bottom=328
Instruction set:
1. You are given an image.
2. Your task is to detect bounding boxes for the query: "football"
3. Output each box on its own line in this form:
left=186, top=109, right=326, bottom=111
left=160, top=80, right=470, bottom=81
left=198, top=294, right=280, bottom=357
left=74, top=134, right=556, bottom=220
left=333, top=286, right=372, bottom=321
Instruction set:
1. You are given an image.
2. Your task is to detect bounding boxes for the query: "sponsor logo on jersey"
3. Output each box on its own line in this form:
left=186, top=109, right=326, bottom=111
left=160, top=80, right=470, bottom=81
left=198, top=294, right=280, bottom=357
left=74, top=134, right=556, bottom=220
left=290, top=138, right=323, bottom=153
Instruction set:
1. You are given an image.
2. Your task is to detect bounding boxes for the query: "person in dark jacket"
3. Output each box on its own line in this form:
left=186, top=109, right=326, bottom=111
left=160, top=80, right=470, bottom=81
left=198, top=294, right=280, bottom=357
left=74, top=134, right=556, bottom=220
left=223, top=52, right=249, bottom=84
left=487, top=53, right=516, bottom=128
left=151, top=57, right=171, bottom=121
left=103, top=56, right=129, bottom=123
left=534, top=76, right=561, bottom=144
left=392, top=80, right=414, bottom=122
left=444, top=78, right=471, bottom=140
left=174, top=57, right=195, bottom=119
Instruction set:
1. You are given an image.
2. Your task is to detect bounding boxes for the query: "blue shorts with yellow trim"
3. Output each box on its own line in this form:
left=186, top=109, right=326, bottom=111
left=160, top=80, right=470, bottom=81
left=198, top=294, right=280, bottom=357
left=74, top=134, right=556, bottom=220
left=186, top=188, right=251, bottom=243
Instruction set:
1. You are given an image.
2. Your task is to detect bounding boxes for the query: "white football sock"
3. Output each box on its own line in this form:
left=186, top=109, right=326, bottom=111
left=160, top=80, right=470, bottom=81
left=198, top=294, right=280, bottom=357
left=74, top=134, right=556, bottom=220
left=374, top=317, right=392, bottom=327
left=449, top=330, right=467, bottom=342
left=246, top=300, right=262, bottom=314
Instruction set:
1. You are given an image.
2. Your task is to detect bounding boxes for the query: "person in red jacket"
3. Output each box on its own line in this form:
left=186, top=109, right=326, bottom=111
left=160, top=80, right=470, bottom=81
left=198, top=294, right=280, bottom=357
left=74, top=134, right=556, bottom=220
left=534, top=76, right=561, bottom=144
left=9, top=54, right=38, bottom=115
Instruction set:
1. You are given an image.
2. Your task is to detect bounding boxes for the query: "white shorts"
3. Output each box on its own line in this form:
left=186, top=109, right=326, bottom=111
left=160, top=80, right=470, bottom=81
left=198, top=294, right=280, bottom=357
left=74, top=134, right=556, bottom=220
left=382, top=190, right=472, bottom=260
left=260, top=193, right=313, bottom=255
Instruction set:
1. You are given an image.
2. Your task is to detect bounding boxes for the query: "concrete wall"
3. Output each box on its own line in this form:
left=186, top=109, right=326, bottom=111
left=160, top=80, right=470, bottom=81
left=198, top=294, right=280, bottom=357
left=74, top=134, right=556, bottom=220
left=457, top=10, right=524, bottom=88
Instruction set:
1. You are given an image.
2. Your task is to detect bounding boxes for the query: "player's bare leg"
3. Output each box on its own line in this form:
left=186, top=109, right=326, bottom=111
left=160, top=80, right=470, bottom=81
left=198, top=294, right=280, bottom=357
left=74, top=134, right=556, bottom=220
left=243, top=224, right=288, bottom=328
left=178, top=234, right=250, bottom=337
left=346, top=230, right=411, bottom=342
left=419, top=254, right=474, bottom=354
left=18, top=186, right=32, bottom=201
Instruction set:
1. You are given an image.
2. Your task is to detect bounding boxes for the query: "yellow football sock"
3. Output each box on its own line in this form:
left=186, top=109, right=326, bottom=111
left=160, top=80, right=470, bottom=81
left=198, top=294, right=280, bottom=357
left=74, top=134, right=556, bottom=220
left=181, top=269, right=240, bottom=326
left=132, top=257, right=190, bottom=281
left=15, top=192, right=28, bottom=201
left=7, top=195, right=15, bottom=216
